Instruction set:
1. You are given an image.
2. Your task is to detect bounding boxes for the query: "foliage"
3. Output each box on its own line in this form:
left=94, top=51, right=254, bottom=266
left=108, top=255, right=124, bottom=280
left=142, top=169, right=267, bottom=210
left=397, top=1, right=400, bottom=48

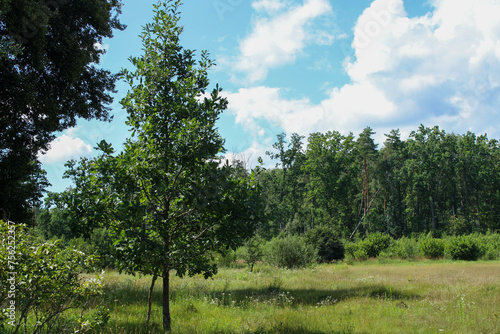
left=0, top=0, right=125, bottom=223
left=385, top=236, right=422, bottom=259
left=476, top=233, right=500, bottom=260
left=264, top=133, right=306, bottom=235
left=66, top=230, right=116, bottom=270
left=360, top=232, right=392, bottom=258
left=264, top=235, right=317, bottom=269
left=420, top=237, right=446, bottom=259
left=304, top=225, right=345, bottom=262
left=34, top=206, right=75, bottom=240
left=302, top=131, right=358, bottom=236
left=257, top=126, right=500, bottom=240
left=344, top=241, right=368, bottom=263
left=215, top=249, right=238, bottom=268
left=445, top=235, right=482, bottom=261
left=56, top=1, right=264, bottom=331
left=0, top=220, right=106, bottom=333
left=447, top=215, right=471, bottom=236
left=34, top=206, right=116, bottom=269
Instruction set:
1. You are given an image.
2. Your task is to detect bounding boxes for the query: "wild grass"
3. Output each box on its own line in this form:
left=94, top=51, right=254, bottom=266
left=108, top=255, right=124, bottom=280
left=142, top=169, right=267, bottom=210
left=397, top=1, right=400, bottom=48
left=86, top=260, right=500, bottom=333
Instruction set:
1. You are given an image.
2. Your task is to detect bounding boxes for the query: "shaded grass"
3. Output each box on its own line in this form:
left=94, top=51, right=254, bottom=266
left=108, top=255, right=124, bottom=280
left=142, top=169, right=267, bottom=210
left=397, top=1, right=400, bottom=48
left=86, top=261, right=500, bottom=333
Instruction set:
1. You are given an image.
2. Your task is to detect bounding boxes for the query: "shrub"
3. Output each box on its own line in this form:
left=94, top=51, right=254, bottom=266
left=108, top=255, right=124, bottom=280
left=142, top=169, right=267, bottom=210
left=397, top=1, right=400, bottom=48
left=420, top=237, right=445, bottom=259
left=304, top=225, right=344, bottom=262
left=389, top=237, right=422, bottom=259
left=360, top=233, right=392, bottom=258
left=344, top=241, right=368, bottom=262
left=469, top=233, right=500, bottom=260
left=264, top=235, right=317, bottom=269
left=445, top=235, right=481, bottom=261
left=480, top=233, right=500, bottom=260
left=0, top=220, right=107, bottom=333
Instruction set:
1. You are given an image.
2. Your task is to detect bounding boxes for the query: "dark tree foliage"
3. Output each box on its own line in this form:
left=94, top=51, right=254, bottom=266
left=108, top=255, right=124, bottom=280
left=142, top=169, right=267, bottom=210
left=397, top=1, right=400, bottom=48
left=0, top=0, right=125, bottom=222
left=304, top=225, right=344, bottom=262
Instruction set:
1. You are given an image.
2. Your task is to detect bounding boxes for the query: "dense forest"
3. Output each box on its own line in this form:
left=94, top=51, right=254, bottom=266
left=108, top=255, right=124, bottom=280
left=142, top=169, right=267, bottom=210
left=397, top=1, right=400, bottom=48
left=255, top=126, right=500, bottom=239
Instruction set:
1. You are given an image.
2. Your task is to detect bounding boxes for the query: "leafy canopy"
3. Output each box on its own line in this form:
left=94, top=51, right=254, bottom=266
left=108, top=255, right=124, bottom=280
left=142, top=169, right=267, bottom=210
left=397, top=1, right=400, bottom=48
left=0, top=0, right=125, bottom=222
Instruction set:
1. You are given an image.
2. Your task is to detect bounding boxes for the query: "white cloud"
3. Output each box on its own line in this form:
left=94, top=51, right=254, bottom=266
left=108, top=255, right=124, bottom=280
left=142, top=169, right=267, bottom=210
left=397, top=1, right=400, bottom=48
left=228, top=0, right=500, bottom=143
left=233, top=0, right=333, bottom=83
left=225, top=82, right=395, bottom=140
left=39, top=134, right=93, bottom=164
left=225, top=86, right=322, bottom=136
left=252, top=0, right=287, bottom=14
left=344, top=0, right=500, bottom=135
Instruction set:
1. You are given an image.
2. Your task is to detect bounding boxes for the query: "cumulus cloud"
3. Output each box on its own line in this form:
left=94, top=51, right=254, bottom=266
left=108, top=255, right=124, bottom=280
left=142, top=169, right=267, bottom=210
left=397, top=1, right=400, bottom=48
left=39, top=134, right=93, bottom=164
left=233, top=0, right=334, bottom=83
left=343, top=0, right=500, bottom=136
left=228, top=0, right=500, bottom=143
left=226, top=86, right=322, bottom=135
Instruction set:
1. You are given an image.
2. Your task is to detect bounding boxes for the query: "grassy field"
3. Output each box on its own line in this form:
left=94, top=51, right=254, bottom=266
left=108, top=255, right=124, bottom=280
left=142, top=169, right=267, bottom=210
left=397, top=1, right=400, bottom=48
left=90, top=260, right=500, bottom=334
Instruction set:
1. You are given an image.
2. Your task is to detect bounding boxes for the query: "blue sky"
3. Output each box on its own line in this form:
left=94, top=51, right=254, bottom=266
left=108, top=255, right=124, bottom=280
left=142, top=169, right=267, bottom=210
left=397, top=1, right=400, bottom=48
left=39, top=0, right=500, bottom=192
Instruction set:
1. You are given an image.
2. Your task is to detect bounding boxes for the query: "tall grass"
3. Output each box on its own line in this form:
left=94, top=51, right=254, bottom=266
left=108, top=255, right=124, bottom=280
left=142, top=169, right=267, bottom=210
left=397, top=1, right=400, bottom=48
left=81, top=260, right=500, bottom=333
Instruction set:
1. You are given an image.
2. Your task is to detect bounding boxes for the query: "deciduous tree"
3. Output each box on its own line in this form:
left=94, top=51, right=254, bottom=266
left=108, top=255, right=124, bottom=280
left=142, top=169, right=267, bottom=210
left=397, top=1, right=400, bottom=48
left=59, top=1, right=263, bottom=330
left=0, top=0, right=125, bottom=222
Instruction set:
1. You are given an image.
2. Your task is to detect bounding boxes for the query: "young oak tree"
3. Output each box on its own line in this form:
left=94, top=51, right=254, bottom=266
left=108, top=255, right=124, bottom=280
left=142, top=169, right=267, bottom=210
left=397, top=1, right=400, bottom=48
left=59, top=0, right=263, bottom=331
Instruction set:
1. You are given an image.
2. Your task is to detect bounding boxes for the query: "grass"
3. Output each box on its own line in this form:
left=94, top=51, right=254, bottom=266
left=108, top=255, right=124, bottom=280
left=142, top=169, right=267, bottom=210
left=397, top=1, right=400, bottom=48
left=86, top=260, right=500, bottom=333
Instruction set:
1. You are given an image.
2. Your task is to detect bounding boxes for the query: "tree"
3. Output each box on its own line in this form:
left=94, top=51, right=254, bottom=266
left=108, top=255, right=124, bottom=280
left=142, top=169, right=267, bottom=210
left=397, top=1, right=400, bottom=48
left=0, top=0, right=125, bottom=222
left=404, top=126, right=455, bottom=232
left=265, top=132, right=306, bottom=231
left=0, top=156, right=49, bottom=224
left=60, top=1, right=263, bottom=330
left=302, top=131, right=357, bottom=235
left=355, top=127, right=379, bottom=234
left=378, top=129, right=407, bottom=236
left=242, top=236, right=263, bottom=272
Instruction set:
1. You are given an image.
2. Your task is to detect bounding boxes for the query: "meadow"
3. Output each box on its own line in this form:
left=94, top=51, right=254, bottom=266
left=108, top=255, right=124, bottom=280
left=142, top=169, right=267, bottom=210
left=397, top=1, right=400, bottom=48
left=88, top=260, right=500, bottom=334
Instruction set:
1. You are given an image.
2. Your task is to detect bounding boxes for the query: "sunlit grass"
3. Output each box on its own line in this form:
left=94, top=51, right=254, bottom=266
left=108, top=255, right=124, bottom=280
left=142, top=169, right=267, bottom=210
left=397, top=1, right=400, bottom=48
left=85, top=260, right=500, bottom=333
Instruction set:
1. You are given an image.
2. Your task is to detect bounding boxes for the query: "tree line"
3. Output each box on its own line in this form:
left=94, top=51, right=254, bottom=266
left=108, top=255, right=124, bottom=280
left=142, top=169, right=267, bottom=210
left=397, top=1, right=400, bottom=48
left=255, top=126, right=500, bottom=239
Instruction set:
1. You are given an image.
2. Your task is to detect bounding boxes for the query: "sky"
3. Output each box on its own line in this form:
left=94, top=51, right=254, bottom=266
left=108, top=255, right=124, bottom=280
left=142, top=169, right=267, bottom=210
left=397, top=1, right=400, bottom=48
left=39, top=0, right=500, bottom=192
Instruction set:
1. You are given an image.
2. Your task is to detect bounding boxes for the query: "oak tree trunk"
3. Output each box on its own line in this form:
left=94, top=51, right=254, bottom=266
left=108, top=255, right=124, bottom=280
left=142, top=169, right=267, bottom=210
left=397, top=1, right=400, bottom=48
left=162, top=266, right=171, bottom=331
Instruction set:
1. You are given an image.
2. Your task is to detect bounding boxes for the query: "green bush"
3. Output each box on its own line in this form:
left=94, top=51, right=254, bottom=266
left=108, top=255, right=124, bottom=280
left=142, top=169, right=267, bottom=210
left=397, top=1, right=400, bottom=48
left=304, top=226, right=344, bottom=262
left=0, top=220, right=107, bottom=333
left=264, top=235, right=317, bottom=269
left=445, top=235, right=481, bottom=261
left=344, top=242, right=368, bottom=263
left=361, top=233, right=392, bottom=258
left=420, top=237, right=445, bottom=258
left=388, top=237, right=422, bottom=259
left=480, top=233, right=500, bottom=260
